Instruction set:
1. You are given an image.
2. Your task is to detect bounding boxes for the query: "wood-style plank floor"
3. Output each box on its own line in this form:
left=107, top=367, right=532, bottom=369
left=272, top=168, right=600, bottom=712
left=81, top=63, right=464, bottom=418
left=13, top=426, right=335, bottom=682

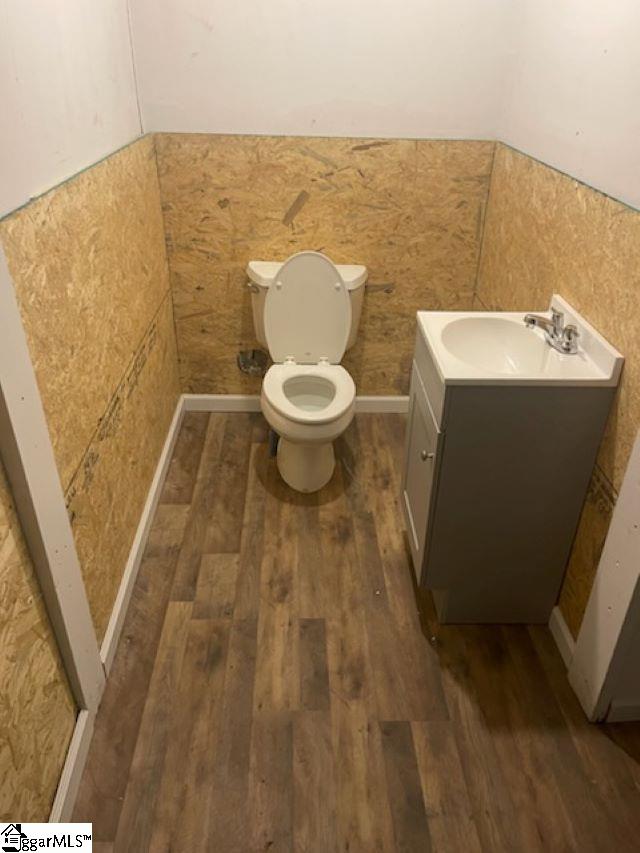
left=73, top=413, right=640, bottom=852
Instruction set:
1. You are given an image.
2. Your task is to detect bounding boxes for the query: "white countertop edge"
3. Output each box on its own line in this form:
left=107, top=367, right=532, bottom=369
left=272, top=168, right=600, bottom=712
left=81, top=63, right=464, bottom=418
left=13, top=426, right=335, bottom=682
left=437, top=375, right=619, bottom=388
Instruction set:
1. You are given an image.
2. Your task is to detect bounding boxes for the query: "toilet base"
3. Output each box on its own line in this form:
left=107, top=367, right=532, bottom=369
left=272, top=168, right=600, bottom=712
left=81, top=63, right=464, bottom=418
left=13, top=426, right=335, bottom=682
left=277, top=438, right=335, bottom=493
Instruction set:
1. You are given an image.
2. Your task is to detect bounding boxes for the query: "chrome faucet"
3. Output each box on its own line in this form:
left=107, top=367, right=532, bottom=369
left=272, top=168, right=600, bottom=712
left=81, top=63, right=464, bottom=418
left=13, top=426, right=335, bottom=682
left=524, top=307, right=580, bottom=354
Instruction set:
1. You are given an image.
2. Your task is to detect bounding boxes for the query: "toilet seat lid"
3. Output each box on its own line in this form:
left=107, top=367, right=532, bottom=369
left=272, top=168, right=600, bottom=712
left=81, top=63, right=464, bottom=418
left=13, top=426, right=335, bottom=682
left=264, top=251, right=351, bottom=364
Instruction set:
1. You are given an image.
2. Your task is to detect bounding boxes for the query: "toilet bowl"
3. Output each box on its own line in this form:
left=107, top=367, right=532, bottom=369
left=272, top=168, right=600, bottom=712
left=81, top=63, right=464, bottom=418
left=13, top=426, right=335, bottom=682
left=256, top=251, right=361, bottom=492
left=262, top=362, right=355, bottom=492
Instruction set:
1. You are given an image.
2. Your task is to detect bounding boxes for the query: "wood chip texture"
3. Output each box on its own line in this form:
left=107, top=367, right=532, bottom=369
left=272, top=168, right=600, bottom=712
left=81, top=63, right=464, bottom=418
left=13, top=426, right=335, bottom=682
left=0, top=136, right=181, bottom=641
left=155, top=133, right=494, bottom=395
left=0, top=459, right=76, bottom=820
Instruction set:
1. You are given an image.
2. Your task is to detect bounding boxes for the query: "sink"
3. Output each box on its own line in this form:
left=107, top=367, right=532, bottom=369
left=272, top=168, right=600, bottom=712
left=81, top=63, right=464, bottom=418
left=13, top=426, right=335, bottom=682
left=417, top=294, right=623, bottom=386
left=441, top=316, right=550, bottom=376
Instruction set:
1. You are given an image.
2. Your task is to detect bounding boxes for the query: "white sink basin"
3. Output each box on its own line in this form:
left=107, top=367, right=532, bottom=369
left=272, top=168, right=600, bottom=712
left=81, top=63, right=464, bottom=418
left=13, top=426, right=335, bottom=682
left=441, top=316, right=549, bottom=376
left=417, top=295, right=623, bottom=386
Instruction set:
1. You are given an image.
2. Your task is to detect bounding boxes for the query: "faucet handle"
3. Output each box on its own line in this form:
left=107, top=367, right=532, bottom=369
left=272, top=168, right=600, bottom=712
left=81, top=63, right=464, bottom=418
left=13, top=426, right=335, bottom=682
left=561, top=324, right=580, bottom=353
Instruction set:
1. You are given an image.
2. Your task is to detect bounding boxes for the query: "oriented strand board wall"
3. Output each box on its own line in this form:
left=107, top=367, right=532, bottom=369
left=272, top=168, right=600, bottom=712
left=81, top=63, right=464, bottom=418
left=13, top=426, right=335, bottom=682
left=66, top=295, right=179, bottom=635
left=156, top=134, right=494, bottom=395
left=0, top=136, right=180, bottom=640
left=477, top=143, right=640, bottom=637
left=0, top=459, right=76, bottom=820
left=0, top=137, right=172, bottom=487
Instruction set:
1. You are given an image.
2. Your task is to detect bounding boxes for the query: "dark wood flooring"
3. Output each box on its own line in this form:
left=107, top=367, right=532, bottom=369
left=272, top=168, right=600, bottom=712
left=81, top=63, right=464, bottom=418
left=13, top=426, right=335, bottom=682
left=73, top=413, right=640, bottom=852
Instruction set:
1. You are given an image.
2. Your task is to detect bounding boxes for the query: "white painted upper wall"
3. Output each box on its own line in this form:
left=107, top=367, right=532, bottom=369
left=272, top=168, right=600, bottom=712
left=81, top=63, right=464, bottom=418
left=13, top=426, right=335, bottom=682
left=500, top=0, right=640, bottom=210
left=2, top=1, right=639, bottom=216
left=129, top=0, right=514, bottom=139
left=0, top=0, right=141, bottom=218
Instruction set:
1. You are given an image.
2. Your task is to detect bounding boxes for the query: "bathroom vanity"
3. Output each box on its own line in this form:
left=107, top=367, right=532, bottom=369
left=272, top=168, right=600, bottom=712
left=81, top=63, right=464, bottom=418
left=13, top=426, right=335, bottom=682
left=403, top=296, right=623, bottom=623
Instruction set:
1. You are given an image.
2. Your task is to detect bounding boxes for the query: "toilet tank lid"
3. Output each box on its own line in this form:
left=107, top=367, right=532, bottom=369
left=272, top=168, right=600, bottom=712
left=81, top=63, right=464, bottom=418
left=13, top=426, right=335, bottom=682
left=247, top=260, right=367, bottom=290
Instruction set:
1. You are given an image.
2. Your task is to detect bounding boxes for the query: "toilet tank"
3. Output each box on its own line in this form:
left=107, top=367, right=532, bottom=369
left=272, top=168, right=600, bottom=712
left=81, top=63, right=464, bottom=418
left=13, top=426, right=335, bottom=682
left=246, top=260, right=367, bottom=352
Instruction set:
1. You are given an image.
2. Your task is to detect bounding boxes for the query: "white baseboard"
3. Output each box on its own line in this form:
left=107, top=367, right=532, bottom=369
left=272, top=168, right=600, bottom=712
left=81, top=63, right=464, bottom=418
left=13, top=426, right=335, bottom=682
left=183, top=393, right=409, bottom=414
left=549, top=606, right=576, bottom=668
left=183, top=393, right=261, bottom=412
left=49, top=709, right=95, bottom=821
left=100, top=396, right=185, bottom=672
left=355, top=395, right=409, bottom=413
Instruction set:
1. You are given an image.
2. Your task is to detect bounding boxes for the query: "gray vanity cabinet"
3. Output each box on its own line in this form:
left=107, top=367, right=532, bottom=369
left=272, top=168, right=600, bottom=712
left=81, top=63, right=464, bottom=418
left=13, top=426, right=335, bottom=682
left=402, top=328, right=616, bottom=624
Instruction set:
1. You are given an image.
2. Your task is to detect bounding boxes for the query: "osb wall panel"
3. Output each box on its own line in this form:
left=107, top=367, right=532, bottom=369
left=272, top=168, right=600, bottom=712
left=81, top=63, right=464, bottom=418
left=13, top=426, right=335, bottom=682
left=477, top=143, right=640, bottom=636
left=66, top=295, right=179, bottom=640
left=558, top=468, right=615, bottom=638
left=156, top=133, right=494, bottom=395
left=0, top=459, right=76, bottom=820
left=0, top=135, right=171, bottom=488
left=0, top=136, right=180, bottom=642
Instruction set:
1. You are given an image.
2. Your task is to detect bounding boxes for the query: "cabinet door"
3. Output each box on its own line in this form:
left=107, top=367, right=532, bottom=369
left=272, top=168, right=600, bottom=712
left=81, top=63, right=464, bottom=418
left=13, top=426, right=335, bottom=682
left=402, top=367, right=441, bottom=582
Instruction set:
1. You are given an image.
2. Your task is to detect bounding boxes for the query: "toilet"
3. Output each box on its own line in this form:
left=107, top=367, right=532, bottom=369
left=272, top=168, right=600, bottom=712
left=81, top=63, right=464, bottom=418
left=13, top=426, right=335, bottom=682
left=247, top=251, right=367, bottom=492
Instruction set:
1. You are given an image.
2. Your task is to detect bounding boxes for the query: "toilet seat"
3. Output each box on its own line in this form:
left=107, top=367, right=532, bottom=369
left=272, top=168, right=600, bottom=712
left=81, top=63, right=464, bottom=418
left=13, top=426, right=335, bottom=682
left=263, top=251, right=351, bottom=365
left=262, top=362, right=355, bottom=425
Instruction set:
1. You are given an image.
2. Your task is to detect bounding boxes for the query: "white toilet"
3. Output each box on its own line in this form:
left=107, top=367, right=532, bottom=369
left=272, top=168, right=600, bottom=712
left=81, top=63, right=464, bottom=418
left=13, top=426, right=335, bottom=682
left=247, top=251, right=367, bottom=493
